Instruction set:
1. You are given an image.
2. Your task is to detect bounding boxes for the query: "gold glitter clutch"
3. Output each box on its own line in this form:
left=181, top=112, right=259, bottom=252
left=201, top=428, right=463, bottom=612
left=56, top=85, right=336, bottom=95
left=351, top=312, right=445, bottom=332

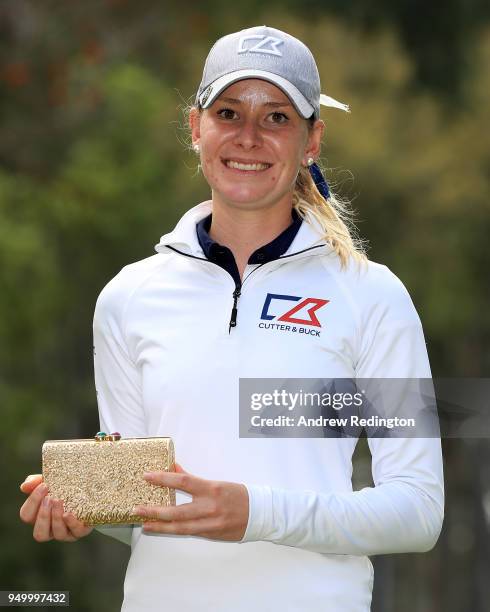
left=42, top=434, right=176, bottom=525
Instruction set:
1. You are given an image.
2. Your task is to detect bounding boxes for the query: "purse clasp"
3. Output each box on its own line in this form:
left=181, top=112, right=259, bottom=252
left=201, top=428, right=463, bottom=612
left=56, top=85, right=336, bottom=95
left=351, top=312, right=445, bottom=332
left=94, top=431, right=121, bottom=442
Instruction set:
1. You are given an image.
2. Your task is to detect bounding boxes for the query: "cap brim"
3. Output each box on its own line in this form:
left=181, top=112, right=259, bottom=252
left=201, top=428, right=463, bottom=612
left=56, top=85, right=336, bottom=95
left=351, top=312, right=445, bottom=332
left=197, top=69, right=315, bottom=119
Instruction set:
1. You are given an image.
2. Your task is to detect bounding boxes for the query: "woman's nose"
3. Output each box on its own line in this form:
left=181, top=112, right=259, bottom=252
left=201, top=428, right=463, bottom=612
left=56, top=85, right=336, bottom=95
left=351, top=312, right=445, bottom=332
left=233, top=119, right=263, bottom=149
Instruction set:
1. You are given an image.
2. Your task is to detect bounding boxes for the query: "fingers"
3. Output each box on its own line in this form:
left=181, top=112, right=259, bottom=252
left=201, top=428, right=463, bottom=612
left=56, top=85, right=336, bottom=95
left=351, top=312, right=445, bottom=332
left=23, top=474, right=42, bottom=482
left=51, top=500, right=77, bottom=542
left=136, top=478, right=249, bottom=542
left=63, top=513, right=93, bottom=539
left=173, top=463, right=188, bottom=474
left=134, top=500, right=204, bottom=523
left=20, top=474, right=43, bottom=494
left=32, top=498, right=87, bottom=543
left=32, top=495, right=53, bottom=542
left=143, top=470, right=204, bottom=495
left=19, top=482, right=49, bottom=524
left=20, top=480, right=92, bottom=542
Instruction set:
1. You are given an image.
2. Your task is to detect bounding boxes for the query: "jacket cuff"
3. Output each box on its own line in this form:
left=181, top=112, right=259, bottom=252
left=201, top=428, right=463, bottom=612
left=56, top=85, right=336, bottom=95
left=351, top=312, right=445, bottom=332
left=239, top=484, right=273, bottom=543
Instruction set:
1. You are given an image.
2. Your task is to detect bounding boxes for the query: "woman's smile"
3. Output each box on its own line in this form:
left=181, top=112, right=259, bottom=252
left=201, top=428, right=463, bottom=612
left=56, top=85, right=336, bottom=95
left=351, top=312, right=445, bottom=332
left=221, top=157, right=273, bottom=173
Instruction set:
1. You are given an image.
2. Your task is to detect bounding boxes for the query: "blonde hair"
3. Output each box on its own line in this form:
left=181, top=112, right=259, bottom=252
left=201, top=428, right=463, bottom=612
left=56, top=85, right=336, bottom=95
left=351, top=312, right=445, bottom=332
left=293, top=164, right=368, bottom=270
left=184, top=103, right=369, bottom=270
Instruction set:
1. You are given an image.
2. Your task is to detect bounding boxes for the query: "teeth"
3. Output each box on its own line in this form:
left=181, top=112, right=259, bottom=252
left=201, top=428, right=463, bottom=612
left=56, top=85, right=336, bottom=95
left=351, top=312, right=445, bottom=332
left=226, top=160, right=271, bottom=171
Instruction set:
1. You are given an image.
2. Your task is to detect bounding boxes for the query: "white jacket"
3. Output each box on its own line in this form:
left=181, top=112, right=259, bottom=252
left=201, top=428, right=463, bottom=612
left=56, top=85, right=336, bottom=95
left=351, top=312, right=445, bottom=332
left=93, top=201, right=444, bottom=612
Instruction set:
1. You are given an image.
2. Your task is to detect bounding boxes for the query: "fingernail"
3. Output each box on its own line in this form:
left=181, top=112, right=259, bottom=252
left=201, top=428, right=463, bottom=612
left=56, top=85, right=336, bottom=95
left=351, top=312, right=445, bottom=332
left=133, top=506, right=144, bottom=515
left=143, top=472, right=154, bottom=479
left=42, top=496, right=51, bottom=507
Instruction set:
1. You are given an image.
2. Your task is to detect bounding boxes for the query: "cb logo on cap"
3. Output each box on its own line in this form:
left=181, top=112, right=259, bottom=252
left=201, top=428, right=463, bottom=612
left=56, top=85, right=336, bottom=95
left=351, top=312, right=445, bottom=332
left=238, top=35, right=283, bottom=57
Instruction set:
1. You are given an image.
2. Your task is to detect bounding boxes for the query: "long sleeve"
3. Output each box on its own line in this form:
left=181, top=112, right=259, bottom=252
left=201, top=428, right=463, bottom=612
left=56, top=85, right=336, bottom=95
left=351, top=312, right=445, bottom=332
left=92, top=271, right=147, bottom=546
left=240, top=269, right=444, bottom=556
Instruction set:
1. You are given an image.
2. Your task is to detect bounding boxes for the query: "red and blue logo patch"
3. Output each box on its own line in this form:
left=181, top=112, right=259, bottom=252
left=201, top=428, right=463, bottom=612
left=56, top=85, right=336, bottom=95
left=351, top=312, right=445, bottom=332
left=259, top=293, right=329, bottom=335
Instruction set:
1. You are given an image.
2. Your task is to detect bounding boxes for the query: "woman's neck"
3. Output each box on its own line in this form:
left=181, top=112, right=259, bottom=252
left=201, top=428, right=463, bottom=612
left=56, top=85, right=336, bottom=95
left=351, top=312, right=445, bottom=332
left=208, top=198, right=294, bottom=278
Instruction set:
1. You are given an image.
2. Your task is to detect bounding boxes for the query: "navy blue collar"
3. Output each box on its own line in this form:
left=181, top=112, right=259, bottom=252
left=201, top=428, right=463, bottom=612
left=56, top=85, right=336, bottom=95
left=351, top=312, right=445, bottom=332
left=196, top=209, right=303, bottom=286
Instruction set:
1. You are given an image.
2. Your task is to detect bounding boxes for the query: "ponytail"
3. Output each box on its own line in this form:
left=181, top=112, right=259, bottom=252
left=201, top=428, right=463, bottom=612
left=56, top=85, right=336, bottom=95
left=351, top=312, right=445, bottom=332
left=293, top=165, right=368, bottom=270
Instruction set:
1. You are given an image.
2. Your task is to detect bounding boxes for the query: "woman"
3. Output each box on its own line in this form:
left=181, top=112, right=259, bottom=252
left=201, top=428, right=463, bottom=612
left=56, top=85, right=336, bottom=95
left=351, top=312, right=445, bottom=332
left=20, top=25, right=444, bottom=611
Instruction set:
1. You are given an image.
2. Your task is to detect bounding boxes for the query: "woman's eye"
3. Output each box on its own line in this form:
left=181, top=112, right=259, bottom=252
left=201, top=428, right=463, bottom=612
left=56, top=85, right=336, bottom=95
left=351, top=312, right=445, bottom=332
left=269, top=112, right=289, bottom=124
left=217, top=108, right=237, bottom=120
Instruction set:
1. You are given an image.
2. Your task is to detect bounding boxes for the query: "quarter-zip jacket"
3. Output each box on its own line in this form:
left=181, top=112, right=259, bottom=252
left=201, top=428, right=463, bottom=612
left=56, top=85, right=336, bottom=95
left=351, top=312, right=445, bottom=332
left=93, top=201, right=444, bottom=612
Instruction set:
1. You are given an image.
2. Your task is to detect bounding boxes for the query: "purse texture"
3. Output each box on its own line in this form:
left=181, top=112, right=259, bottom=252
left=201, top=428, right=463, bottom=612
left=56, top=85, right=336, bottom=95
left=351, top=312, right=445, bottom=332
left=42, top=436, right=176, bottom=525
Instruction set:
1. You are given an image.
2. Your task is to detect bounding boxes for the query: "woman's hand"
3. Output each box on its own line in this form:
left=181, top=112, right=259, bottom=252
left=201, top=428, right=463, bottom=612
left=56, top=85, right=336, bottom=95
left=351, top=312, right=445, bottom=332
left=19, top=474, right=94, bottom=542
left=134, top=464, right=249, bottom=542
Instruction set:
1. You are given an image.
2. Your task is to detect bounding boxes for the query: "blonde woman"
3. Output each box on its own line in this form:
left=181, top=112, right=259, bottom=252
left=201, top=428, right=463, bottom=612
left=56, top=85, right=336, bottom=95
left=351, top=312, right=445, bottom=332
left=20, top=25, right=444, bottom=612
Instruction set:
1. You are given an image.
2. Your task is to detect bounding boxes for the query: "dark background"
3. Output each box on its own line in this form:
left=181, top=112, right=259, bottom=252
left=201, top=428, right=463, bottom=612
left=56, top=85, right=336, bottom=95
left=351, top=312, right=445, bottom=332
left=1, top=1, right=489, bottom=610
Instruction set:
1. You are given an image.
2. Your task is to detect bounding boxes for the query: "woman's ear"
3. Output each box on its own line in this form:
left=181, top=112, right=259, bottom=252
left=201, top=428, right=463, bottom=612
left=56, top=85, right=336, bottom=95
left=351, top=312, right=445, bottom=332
left=189, top=106, right=201, bottom=148
left=304, top=119, right=325, bottom=162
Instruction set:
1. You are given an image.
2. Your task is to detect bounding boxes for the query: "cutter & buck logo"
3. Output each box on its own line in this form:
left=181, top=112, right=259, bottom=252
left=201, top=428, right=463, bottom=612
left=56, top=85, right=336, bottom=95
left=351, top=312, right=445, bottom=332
left=237, top=35, right=284, bottom=56
left=259, top=293, right=329, bottom=336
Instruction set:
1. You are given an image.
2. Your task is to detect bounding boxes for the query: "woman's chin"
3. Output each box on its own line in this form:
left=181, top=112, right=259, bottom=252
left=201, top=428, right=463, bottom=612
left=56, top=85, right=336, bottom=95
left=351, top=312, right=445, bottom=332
left=217, top=189, right=272, bottom=208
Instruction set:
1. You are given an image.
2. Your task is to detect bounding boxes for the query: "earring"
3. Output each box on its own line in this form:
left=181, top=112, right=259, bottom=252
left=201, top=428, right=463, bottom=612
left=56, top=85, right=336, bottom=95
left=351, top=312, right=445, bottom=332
left=193, top=143, right=200, bottom=153
left=306, top=157, right=314, bottom=167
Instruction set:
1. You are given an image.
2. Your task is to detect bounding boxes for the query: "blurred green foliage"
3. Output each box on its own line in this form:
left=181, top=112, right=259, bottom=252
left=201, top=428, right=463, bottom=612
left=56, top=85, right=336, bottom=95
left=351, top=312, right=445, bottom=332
left=1, top=2, right=489, bottom=611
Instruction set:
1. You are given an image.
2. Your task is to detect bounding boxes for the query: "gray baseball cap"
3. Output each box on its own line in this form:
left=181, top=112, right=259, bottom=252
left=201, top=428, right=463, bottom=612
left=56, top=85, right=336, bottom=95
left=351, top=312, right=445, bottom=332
left=195, top=25, right=350, bottom=120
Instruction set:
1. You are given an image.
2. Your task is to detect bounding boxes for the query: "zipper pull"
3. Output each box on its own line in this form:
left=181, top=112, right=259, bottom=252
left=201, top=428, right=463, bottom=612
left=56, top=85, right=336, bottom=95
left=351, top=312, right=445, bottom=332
left=228, top=286, right=241, bottom=333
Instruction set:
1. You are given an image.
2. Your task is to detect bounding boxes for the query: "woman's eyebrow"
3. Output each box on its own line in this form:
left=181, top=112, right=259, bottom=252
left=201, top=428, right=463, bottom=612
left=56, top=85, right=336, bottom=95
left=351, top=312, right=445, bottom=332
left=217, top=96, right=292, bottom=108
